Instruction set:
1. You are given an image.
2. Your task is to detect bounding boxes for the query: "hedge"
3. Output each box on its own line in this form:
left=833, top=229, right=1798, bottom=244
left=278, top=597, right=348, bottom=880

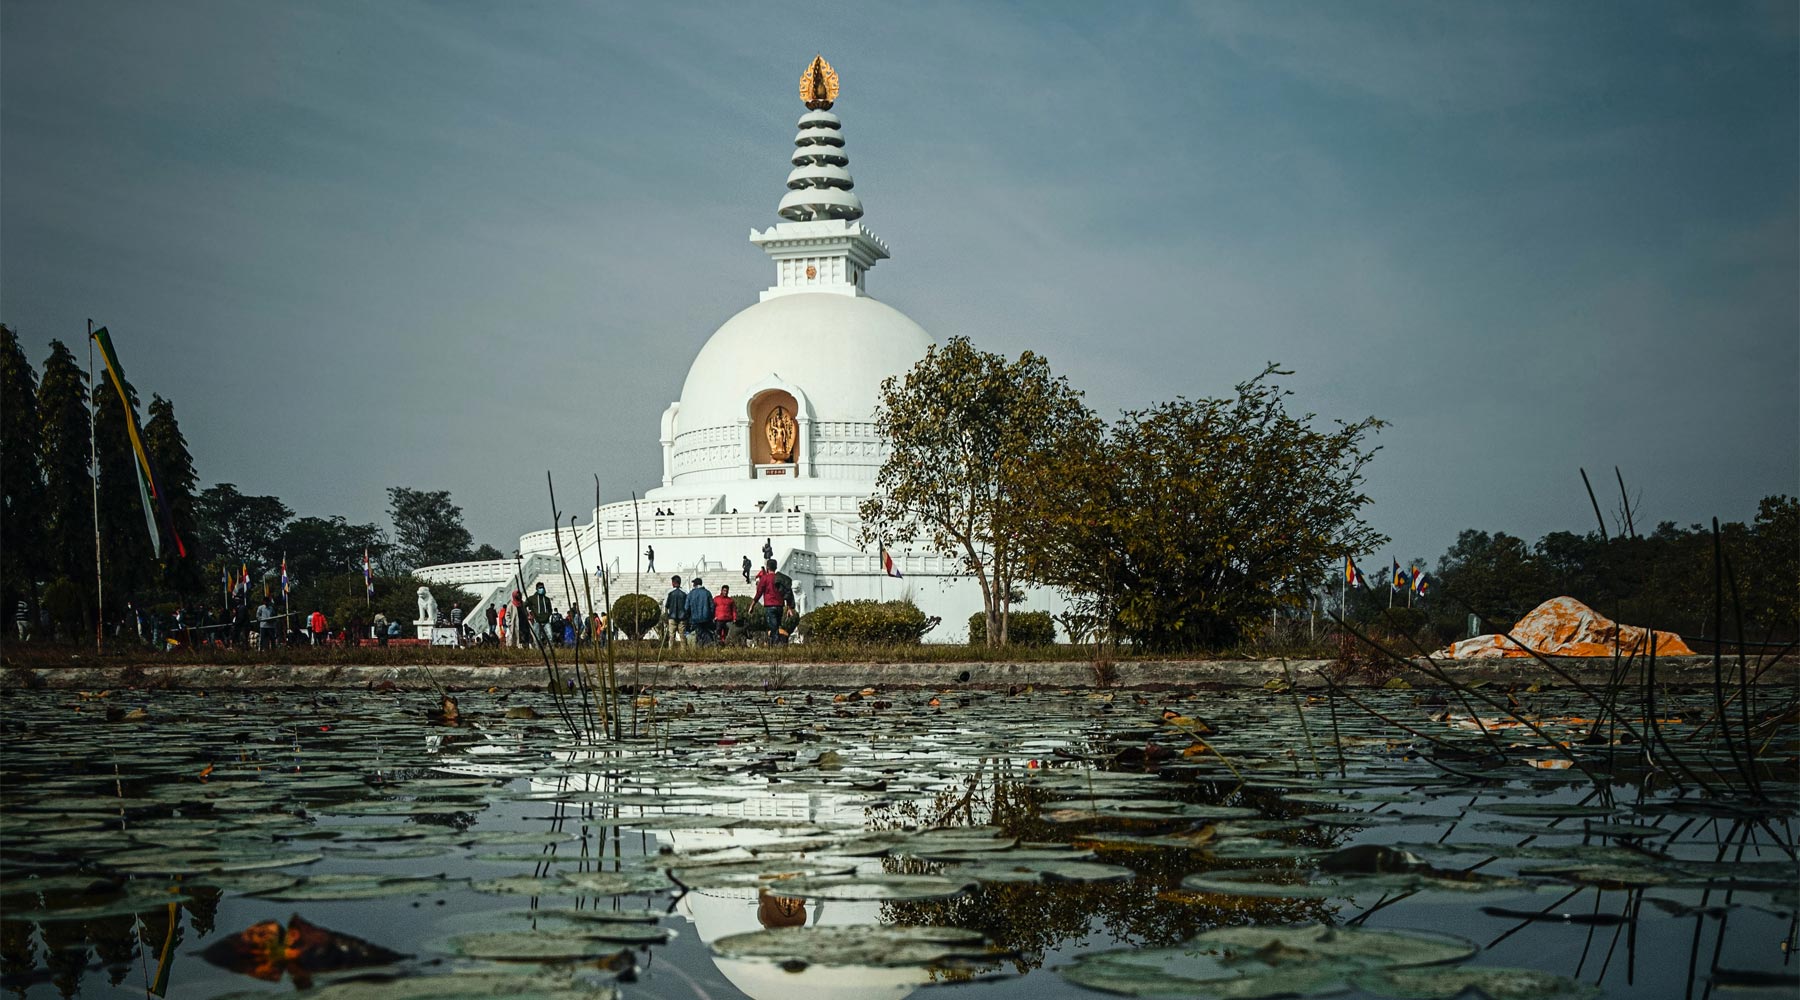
left=801, top=600, right=931, bottom=644
left=610, top=594, right=662, bottom=639
left=968, top=610, right=1057, bottom=646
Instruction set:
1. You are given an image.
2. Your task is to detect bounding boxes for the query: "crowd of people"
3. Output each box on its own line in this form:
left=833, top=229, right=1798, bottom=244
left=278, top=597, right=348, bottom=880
left=658, top=557, right=796, bottom=648
left=10, top=554, right=800, bottom=653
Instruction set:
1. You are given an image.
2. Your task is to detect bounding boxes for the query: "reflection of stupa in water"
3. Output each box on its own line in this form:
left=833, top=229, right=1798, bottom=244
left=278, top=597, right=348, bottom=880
left=521, top=743, right=935, bottom=998
left=417, top=54, right=1063, bottom=642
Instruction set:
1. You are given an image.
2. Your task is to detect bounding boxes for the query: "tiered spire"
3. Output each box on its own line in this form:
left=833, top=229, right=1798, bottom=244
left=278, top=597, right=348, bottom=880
left=778, top=56, right=862, bottom=222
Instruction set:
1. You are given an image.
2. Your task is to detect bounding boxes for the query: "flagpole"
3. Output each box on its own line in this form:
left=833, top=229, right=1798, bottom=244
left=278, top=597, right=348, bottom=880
left=88, top=319, right=103, bottom=651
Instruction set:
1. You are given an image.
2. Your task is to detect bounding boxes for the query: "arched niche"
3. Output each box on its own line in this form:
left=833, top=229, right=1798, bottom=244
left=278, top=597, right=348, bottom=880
left=748, top=388, right=801, bottom=466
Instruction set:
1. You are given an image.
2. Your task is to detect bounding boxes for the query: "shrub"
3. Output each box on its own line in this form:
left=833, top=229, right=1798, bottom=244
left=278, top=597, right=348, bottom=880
left=801, top=600, right=931, bottom=644
left=968, top=610, right=1057, bottom=646
left=610, top=594, right=661, bottom=639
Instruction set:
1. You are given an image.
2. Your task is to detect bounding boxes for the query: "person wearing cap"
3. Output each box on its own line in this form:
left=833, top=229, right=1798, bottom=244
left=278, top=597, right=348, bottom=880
left=685, top=576, right=716, bottom=647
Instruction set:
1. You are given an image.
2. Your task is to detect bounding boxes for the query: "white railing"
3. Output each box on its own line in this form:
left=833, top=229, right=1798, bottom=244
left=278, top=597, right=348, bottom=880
left=414, top=559, right=515, bottom=587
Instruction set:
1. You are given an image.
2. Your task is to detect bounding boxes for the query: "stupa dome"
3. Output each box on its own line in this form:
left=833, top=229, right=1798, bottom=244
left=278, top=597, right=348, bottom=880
left=668, top=293, right=932, bottom=483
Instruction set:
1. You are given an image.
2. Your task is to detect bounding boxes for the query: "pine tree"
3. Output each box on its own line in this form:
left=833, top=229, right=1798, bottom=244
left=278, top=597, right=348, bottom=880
left=0, top=325, right=45, bottom=606
left=36, top=340, right=95, bottom=620
left=144, top=394, right=203, bottom=597
left=92, top=364, right=157, bottom=608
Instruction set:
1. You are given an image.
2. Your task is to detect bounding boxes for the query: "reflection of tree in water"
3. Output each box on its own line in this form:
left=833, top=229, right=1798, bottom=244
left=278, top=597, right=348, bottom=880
left=1, top=918, right=40, bottom=996
left=2, top=884, right=222, bottom=996
left=38, top=919, right=91, bottom=1000
left=868, top=764, right=1340, bottom=975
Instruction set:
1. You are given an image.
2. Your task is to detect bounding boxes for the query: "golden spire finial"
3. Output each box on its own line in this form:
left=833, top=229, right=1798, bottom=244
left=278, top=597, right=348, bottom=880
left=799, top=54, right=839, bottom=110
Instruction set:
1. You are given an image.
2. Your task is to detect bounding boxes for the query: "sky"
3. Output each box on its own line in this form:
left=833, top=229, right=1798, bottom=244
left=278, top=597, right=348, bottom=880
left=3, top=1, right=1795, bottom=567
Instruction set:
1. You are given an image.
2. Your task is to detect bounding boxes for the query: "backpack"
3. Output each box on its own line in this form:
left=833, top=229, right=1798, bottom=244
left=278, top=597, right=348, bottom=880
left=774, top=573, right=795, bottom=609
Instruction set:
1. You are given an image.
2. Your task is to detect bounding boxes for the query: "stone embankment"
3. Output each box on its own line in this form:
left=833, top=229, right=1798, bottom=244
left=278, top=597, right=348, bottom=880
left=1, top=657, right=1770, bottom=691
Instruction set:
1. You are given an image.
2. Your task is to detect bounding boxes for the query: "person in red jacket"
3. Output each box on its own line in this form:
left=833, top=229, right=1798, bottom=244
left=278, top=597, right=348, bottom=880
left=714, top=584, right=740, bottom=645
left=752, top=560, right=786, bottom=645
left=308, top=609, right=327, bottom=645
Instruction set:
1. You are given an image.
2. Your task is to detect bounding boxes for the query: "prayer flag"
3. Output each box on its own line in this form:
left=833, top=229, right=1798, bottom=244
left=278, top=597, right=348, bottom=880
left=280, top=554, right=289, bottom=595
left=90, top=326, right=186, bottom=558
left=363, top=548, right=374, bottom=597
left=1413, top=568, right=1430, bottom=597
left=1345, top=556, right=1367, bottom=590
left=1391, top=560, right=1406, bottom=592
left=880, top=543, right=902, bottom=579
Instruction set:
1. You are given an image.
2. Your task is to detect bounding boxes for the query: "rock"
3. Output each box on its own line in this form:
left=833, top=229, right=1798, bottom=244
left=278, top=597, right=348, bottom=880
left=503, top=706, right=540, bottom=720
left=1437, top=597, right=1694, bottom=659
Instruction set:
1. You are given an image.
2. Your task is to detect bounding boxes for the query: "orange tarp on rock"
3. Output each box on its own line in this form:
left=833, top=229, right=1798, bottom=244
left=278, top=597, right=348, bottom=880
left=1437, top=596, right=1694, bottom=659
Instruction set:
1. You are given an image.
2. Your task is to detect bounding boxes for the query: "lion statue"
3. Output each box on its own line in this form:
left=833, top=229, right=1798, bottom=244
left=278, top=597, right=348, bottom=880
left=416, top=586, right=438, bottom=624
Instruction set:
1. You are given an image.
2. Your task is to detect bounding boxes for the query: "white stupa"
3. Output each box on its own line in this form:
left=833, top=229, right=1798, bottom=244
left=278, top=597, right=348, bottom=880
left=420, top=57, right=1056, bottom=642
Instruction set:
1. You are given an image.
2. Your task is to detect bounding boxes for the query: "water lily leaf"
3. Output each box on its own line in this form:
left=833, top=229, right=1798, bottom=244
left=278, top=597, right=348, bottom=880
left=449, top=930, right=640, bottom=961
left=1192, top=924, right=1477, bottom=968
left=1059, top=941, right=1351, bottom=998
left=524, top=908, right=663, bottom=924
left=251, top=874, right=458, bottom=900
left=669, top=858, right=857, bottom=889
left=766, top=873, right=975, bottom=901
left=6, top=883, right=189, bottom=921
left=1354, top=965, right=1601, bottom=999
left=213, top=969, right=614, bottom=999
left=1480, top=803, right=1616, bottom=819
left=947, top=859, right=1136, bottom=884
left=712, top=924, right=990, bottom=967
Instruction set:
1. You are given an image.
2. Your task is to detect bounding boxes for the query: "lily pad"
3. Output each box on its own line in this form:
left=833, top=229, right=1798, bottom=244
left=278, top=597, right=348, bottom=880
left=1354, top=965, right=1601, bottom=999
left=449, top=930, right=641, bottom=961
left=766, top=873, right=975, bottom=901
left=251, top=874, right=458, bottom=900
left=712, top=924, right=991, bottom=967
left=947, top=859, right=1136, bottom=884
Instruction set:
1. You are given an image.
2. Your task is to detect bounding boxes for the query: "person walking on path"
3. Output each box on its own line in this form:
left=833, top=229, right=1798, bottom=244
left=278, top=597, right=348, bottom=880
left=526, top=583, right=554, bottom=647
left=256, top=598, right=276, bottom=650
left=14, top=598, right=30, bottom=641
left=510, top=590, right=526, bottom=647
left=485, top=604, right=498, bottom=640
left=762, top=538, right=774, bottom=562
left=308, top=609, right=327, bottom=645
left=374, top=611, right=389, bottom=647
left=714, top=584, right=739, bottom=645
left=662, top=575, right=688, bottom=648
left=741, top=556, right=752, bottom=584
left=645, top=545, right=656, bottom=573
left=685, top=577, right=715, bottom=648
left=753, top=559, right=785, bottom=645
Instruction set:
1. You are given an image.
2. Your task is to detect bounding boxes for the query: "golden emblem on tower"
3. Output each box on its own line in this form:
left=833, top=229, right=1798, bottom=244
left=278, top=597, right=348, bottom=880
left=799, top=54, right=839, bottom=110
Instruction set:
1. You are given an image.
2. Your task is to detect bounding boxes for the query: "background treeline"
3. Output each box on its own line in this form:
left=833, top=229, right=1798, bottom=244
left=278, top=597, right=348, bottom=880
left=1349, top=496, right=1797, bottom=646
left=1, top=325, right=494, bottom=640
left=863, top=337, right=1795, bottom=653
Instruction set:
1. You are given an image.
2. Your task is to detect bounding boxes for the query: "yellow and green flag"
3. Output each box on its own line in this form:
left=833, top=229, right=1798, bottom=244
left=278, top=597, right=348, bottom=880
left=90, top=326, right=186, bottom=559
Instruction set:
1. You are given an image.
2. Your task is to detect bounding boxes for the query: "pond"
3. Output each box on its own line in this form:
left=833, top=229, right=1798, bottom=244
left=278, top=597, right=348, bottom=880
left=1, top=682, right=1794, bottom=999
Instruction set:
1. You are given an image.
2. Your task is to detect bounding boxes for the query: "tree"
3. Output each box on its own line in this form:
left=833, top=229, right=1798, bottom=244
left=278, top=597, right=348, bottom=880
left=36, top=340, right=94, bottom=619
left=1748, top=495, right=1797, bottom=636
left=275, top=516, right=391, bottom=586
left=0, top=326, right=44, bottom=606
left=193, top=484, right=293, bottom=573
left=470, top=543, right=504, bottom=561
left=1029, top=365, right=1386, bottom=651
left=142, top=395, right=204, bottom=597
left=386, top=487, right=474, bottom=570
left=859, top=338, right=1095, bottom=646
left=1430, top=530, right=1549, bottom=635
